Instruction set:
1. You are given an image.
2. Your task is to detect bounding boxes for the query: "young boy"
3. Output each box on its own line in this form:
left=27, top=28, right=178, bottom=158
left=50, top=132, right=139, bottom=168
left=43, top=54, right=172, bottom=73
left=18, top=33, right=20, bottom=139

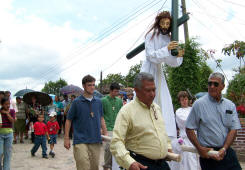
left=31, top=114, right=50, bottom=159
left=47, top=112, right=60, bottom=158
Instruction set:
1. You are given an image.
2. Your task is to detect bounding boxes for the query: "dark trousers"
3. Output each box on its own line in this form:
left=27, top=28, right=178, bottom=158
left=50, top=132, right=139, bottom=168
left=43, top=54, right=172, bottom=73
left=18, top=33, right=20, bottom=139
left=31, top=135, right=47, bottom=156
left=57, top=115, right=63, bottom=134
left=129, top=150, right=170, bottom=170
left=200, top=147, right=242, bottom=170
left=31, top=132, right=35, bottom=143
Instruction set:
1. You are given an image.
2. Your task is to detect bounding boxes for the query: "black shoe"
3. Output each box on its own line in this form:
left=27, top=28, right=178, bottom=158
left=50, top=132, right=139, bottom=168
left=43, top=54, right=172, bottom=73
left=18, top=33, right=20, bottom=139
left=49, top=151, right=55, bottom=158
left=31, top=152, right=35, bottom=157
left=42, top=155, right=48, bottom=159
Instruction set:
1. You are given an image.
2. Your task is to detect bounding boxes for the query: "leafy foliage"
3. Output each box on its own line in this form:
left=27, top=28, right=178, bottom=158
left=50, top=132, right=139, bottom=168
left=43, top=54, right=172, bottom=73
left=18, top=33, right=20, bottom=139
left=199, top=62, right=213, bottom=92
left=222, top=40, right=245, bottom=59
left=99, top=64, right=142, bottom=91
left=222, top=41, right=245, bottom=110
left=101, top=73, right=126, bottom=87
left=41, top=78, right=68, bottom=96
left=226, top=67, right=245, bottom=106
left=124, top=63, right=142, bottom=87
left=167, top=39, right=212, bottom=109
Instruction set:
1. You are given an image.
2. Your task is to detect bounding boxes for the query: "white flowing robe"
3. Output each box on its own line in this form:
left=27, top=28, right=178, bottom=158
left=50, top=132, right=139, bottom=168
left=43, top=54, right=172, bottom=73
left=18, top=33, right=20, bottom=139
left=140, top=32, right=183, bottom=137
left=176, top=107, right=200, bottom=170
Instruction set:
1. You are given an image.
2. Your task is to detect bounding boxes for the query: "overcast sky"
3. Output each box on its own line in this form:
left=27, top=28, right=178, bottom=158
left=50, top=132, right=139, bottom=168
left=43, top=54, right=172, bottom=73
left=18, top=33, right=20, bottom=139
left=0, top=0, right=244, bottom=95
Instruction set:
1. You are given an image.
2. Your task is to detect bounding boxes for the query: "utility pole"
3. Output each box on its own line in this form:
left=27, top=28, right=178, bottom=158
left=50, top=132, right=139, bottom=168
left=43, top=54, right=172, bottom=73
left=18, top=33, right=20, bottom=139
left=181, top=0, right=189, bottom=42
left=171, top=0, right=179, bottom=56
left=126, top=0, right=189, bottom=59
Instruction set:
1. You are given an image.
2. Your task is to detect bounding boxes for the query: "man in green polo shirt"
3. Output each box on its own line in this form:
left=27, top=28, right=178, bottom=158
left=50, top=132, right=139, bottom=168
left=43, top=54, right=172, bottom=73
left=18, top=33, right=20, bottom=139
left=102, top=82, right=123, bottom=170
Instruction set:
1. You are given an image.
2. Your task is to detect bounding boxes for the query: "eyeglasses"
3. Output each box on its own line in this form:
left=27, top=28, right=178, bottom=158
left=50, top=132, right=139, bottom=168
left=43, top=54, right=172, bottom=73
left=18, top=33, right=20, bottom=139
left=151, top=105, right=158, bottom=120
left=208, top=81, right=219, bottom=87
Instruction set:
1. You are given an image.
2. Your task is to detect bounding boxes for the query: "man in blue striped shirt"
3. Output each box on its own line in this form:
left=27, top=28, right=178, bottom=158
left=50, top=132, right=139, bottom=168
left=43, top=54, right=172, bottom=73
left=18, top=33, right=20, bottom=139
left=186, top=72, right=241, bottom=170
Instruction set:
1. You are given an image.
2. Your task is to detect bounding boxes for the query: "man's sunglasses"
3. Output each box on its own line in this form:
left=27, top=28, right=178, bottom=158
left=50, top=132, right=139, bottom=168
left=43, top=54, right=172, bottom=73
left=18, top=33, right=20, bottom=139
left=208, top=81, right=219, bottom=87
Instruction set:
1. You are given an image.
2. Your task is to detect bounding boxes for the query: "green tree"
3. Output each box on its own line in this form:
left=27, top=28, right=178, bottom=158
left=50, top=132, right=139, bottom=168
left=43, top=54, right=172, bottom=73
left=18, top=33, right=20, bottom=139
left=101, top=73, right=126, bottom=87
left=41, top=78, right=68, bottom=96
left=222, top=41, right=245, bottom=106
left=222, top=40, right=245, bottom=61
left=125, top=63, right=142, bottom=87
left=199, top=61, right=213, bottom=92
left=167, top=39, right=212, bottom=109
left=226, top=67, right=245, bottom=106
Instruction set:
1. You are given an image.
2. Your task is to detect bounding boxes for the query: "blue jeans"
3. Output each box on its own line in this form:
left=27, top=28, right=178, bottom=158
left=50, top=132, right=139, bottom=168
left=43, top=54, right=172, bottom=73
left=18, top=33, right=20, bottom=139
left=0, top=133, right=13, bottom=170
left=31, top=135, right=47, bottom=156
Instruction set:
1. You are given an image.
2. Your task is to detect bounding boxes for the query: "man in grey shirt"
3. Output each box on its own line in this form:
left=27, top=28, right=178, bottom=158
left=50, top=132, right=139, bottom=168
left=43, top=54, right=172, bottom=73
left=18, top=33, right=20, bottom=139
left=186, top=72, right=241, bottom=170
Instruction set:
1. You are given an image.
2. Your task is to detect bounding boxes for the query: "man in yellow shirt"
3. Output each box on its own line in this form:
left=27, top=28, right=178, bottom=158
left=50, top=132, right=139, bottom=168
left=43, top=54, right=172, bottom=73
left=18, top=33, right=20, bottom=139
left=110, top=72, right=172, bottom=170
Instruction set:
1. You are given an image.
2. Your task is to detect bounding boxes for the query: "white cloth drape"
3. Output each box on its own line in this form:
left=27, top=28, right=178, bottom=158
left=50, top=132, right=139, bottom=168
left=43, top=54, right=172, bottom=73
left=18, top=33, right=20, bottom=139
left=175, top=107, right=201, bottom=170
left=112, top=157, right=120, bottom=170
left=140, top=32, right=183, bottom=137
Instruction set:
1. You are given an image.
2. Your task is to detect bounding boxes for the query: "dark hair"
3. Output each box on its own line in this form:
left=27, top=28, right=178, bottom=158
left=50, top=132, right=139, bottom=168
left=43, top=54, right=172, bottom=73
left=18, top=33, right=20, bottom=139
left=82, top=75, right=96, bottom=85
left=0, top=91, right=4, bottom=95
left=37, top=114, right=44, bottom=118
left=63, top=94, right=68, bottom=98
left=1, top=97, right=10, bottom=106
left=177, top=91, right=189, bottom=101
left=146, top=11, right=172, bottom=39
left=71, top=95, right=76, bottom=98
left=4, top=91, right=11, bottom=95
left=16, top=96, right=21, bottom=100
left=110, top=83, right=120, bottom=91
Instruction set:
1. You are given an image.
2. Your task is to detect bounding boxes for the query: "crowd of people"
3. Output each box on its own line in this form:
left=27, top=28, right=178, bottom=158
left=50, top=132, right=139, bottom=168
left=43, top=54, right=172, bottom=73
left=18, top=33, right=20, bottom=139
left=0, top=73, right=242, bottom=170
left=0, top=90, right=77, bottom=170
left=0, top=10, right=243, bottom=170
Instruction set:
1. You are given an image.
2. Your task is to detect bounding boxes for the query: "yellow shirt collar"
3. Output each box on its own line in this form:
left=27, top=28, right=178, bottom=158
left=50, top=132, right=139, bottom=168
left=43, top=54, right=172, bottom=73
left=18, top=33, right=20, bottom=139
left=135, top=97, right=154, bottom=109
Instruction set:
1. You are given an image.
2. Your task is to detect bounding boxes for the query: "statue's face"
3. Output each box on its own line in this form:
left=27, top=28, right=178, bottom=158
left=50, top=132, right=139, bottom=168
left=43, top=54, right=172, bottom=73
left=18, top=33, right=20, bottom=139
left=159, top=18, right=170, bottom=34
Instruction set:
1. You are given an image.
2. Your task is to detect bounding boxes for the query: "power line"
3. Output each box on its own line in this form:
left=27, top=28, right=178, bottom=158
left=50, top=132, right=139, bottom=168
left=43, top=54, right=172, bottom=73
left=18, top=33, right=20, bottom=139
left=223, top=0, right=245, bottom=8
left=30, top=0, right=163, bottom=83
left=191, top=10, right=245, bottom=26
left=29, top=1, right=169, bottom=90
left=28, top=0, right=164, bottom=89
left=191, top=15, right=230, bottom=83
left=102, top=0, right=169, bottom=73
left=206, top=0, right=245, bottom=23
left=191, top=0, right=245, bottom=40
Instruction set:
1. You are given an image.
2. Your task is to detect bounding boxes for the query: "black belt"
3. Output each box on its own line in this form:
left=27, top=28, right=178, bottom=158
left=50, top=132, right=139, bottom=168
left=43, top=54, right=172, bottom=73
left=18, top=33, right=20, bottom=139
left=129, top=150, right=165, bottom=165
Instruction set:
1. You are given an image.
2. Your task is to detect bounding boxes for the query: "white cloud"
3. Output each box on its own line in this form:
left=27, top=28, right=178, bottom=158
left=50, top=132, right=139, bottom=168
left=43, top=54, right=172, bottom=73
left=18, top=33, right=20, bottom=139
left=0, top=1, right=92, bottom=93
left=1, top=0, right=245, bottom=96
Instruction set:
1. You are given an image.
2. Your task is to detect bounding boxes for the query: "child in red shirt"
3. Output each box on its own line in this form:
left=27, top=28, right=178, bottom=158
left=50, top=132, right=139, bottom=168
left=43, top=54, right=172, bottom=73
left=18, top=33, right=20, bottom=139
left=31, top=114, right=50, bottom=158
left=47, top=112, right=60, bottom=157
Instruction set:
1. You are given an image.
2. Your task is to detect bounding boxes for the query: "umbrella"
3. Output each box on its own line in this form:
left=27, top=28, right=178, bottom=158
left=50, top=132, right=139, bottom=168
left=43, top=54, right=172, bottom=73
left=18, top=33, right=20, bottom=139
left=60, top=84, right=83, bottom=95
left=93, top=90, right=104, bottom=98
left=195, top=92, right=208, bottom=99
left=23, top=91, right=52, bottom=106
left=14, top=89, right=35, bottom=97
left=119, top=90, right=127, bottom=99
